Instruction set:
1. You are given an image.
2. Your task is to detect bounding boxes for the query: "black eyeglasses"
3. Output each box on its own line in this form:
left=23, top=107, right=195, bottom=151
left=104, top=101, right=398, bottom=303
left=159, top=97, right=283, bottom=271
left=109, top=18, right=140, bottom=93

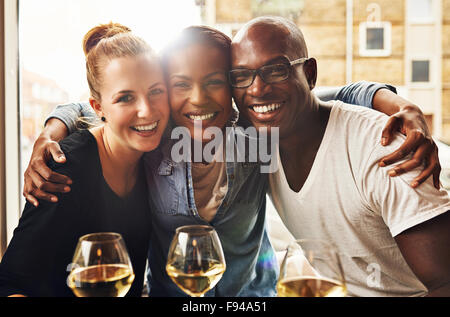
left=229, top=58, right=308, bottom=88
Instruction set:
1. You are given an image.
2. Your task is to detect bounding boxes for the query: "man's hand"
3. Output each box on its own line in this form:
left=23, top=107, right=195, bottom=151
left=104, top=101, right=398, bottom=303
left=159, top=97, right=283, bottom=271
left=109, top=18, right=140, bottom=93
left=23, top=135, right=72, bottom=206
left=378, top=105, right=440, bottom=189
left=23, top=118, right=72, bottom=206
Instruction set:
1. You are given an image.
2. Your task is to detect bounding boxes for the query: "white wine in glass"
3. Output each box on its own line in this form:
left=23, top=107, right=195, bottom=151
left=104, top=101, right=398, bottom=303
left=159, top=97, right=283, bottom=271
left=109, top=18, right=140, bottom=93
left=67, top=232, right=135, bottom=297
left=166, top=225, right=226, bottom=297
left=277, top=239, right=347, bottom=297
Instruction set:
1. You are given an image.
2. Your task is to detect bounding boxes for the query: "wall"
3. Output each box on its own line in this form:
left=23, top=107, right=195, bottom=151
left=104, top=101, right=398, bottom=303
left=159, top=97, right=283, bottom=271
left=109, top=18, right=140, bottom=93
left=0, top=0, right=6, bottom=257
left=442, top=0, right=450, bottom=142
left=300, top=0, right=347, bottom=86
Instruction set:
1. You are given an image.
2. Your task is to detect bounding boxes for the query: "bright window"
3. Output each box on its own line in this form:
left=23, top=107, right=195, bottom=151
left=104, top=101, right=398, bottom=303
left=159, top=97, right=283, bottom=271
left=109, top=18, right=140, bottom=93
left=407, top=0, right=434, bottom=23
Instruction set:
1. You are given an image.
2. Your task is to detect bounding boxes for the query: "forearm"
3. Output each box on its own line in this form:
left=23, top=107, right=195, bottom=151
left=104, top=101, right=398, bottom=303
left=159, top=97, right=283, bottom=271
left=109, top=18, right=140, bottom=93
left=372, top=88, right=422, bottom=116
left=315, top=81, right=397, bottom=109
left=426, top=282, right=450, bottom=297
left=44, top=102, right=95, bottom=134
left=395, top=212, right=450, bottom=298
left=41, top=118, right=69, bottom=143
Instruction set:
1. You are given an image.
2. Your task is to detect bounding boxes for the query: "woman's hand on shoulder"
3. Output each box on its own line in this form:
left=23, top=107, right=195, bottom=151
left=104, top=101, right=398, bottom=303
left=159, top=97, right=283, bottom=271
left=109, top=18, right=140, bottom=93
left=378, top=104, right=440, bottom=189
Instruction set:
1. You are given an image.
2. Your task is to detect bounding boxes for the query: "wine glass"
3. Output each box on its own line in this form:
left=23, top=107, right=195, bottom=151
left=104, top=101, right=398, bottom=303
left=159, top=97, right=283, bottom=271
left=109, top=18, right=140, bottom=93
left=67, top=232, right=135, bottom=297
left=277, top=239, right=346, bottom=297
left=166, top=225, right=226, bottom=297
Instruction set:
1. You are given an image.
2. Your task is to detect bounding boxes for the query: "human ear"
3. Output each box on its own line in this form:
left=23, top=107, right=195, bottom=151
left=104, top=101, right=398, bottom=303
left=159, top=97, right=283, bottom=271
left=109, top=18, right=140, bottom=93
left=303, top=58, right=317, bottom=90
left=89, top=98, right=103, bottom=118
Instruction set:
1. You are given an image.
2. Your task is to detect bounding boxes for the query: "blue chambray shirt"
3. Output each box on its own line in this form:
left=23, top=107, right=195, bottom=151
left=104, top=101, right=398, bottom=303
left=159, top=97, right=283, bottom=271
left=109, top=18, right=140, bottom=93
left=143, top=134, right=277, bottom=297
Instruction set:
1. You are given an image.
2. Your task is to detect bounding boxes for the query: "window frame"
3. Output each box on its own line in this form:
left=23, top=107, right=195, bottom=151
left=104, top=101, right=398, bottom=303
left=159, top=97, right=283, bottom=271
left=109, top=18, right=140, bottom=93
left=411, top=59, right=431, bottom=83
left=359, top=21, right=392, bottom=57
left=408, top=56, right=434, bottom=88
left=1, top=0, right=20, bottom=252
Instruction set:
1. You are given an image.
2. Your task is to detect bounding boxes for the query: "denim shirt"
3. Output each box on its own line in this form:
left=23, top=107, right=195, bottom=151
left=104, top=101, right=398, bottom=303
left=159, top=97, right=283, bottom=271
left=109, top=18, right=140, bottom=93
left=144, top=135, right=277, bottom=297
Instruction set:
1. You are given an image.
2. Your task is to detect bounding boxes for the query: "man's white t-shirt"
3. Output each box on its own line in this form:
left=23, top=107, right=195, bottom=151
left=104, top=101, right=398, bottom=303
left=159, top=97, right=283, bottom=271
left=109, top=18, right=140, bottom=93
left=268, top=101, right=450, bottom=297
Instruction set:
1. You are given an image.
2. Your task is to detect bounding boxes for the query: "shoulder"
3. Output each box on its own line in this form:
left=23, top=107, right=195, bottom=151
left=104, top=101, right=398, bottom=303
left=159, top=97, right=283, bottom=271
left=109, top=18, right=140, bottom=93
left=327, top=101, right=413, bottom=183
left=330, top=101, right=405, bottom=155
left=331, top=100, right=389, bottom=132
left=58, top=129, right=97, bottom=160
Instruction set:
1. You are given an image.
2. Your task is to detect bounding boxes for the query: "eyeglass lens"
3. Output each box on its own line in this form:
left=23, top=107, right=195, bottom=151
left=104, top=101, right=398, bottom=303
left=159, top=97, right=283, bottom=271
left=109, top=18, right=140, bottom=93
left=230, top=63, right=290, bottom=88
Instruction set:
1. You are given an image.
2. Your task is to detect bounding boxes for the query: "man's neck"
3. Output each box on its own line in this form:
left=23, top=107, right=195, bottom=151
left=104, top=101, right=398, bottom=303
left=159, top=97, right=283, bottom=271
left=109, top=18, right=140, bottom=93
left=279, top=99, right=331, bottom=156
left=277, top=100, right=332, bottom=193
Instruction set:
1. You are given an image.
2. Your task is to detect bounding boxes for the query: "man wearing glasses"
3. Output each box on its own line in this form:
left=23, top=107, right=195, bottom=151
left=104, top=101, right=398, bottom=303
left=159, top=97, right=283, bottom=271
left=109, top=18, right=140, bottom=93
left=230, top=16, right=450, bottom=296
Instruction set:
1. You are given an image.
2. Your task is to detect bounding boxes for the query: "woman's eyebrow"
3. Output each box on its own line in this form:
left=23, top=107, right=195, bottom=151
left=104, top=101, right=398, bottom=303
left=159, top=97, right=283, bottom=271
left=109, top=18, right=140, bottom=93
left=204, top=71, right=226, bottom=79
left=169, top=74, right=191, bottom=81
left=112, top=90, right=133, bottom=99
left=148, top=82, right=165, bottom=89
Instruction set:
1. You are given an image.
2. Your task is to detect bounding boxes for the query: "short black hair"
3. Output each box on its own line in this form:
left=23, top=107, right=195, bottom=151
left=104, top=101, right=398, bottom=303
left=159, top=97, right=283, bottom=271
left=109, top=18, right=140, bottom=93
left=233, top=16, right=308, bottom=59
left=161, top=25, right=232, bottom=75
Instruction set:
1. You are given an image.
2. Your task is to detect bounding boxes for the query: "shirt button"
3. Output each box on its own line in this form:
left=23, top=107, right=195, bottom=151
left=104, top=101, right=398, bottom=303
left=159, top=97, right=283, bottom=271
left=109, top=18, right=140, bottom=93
left=229, top=174, right=235, bottom=180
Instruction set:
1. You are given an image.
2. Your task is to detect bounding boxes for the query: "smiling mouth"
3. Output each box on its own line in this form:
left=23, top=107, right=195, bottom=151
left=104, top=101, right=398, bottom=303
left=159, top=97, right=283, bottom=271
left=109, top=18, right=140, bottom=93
left=250, top=103, right=283, bottom=114
left=185, top=112, right=219, bottom=121
left=130, top=121, right=159, bottom=132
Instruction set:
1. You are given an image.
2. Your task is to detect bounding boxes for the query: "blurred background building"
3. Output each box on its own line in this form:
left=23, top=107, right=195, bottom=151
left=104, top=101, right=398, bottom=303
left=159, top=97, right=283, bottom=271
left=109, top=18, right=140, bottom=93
left=20, top=69, right=69, bottom=172
left=203, top=0, right=450, bottom=143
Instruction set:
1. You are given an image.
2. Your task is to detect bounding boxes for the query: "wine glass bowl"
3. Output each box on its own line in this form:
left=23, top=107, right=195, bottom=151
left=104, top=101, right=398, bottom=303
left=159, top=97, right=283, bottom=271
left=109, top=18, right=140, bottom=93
left=166, top=225, right=226, bottom=297
left=277, top=239, right=346, bottom=297
left=67, top=232, right=135, bottom=297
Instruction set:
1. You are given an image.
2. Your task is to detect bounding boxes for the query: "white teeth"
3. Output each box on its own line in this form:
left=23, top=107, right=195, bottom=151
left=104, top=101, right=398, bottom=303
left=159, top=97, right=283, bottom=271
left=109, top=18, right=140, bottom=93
left=133, top=122, right=158, bottom=132
left=188, top=113, right=216, bottom=121
left=252, top=103, right=282, bottom=113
